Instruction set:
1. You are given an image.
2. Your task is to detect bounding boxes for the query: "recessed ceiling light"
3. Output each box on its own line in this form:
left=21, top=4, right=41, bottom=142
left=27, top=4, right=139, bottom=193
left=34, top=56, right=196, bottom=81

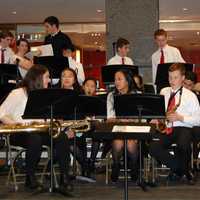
left=12, top=11, right=17, bottom=15
left=197, top=32, right=200, bottom=35
left=96, top=9, right=103, bottom=13
left=182, top=8, right=188, bottom=11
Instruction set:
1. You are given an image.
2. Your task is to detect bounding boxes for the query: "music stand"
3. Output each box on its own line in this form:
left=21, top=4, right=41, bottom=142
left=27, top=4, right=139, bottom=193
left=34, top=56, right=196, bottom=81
left=0, top=64, right=21, bottom=84
left=34, top=56, right=69, bottom=85
left=155, top=62, right=193, bottom=93
left=102, top=65, right=138, bottom=89
left=76, top=94, right=107, bottom=119
left=114, top=93, right=165, bottom=199
left=23, top=88, right=78, bottom=194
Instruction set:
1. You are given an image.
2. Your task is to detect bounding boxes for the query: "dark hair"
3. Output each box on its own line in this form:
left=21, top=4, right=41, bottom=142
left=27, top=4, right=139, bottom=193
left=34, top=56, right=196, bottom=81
left=83, top=77, right=97, bottom=87
left=62, top=43, right=75, bottom=52
left=0, top=31, right=14, bottom=40
left=133, top=74, right=144, bottom=91
left=16, top=38, right=30, bottom=52
left=185, top=71, right=197, bottom=83
left=154, top=29, right=167, bottom=39
left=116, top=37, right=130, bottom=50
left=44, top=16, right=59, bottom=28
left=169, top=63, right=186, bottom=75
left=61, top=68, right=82, bottom=93
left=18, top=65, right=49, bottom=95
left=114, top=69, right=137, bottom=94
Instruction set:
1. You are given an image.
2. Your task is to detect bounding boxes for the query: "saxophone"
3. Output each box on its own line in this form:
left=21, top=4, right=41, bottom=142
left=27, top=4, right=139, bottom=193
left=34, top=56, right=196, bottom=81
left=157, top=87, right=183, bottom=133
left=0, top=120, right=91, bottom=139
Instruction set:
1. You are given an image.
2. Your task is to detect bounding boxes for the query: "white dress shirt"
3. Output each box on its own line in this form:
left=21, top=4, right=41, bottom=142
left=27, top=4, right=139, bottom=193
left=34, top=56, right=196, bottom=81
left=0, top=88, right=40, bottom=124
left=14, top=55, right=28, bottom=78
left=107, top=54, right=134, bottom=65
left=68, top=57, right=85, bottom=85
left=152, top=45, right=185, bottom=83
left=0, top=46, right=15, bottom=64
left=160, top=87, right=200, bottom=128
left=107, top=92, right=116, bottom=118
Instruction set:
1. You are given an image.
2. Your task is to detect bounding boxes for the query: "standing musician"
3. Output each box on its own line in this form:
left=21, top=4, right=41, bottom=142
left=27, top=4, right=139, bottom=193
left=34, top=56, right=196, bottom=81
left=0, top=31, right=15, bottom=64
left=107, top=38, right=134, bottom=65
left=107, top=69, right=139, bottom=182
left=150, top=63, right=200, bottom=185
left=0, top=65, right=73, bottom=194
left=152, top=29, right=185, bottom=84
left=63, top=44, right=85, bottom=85
left=44, top=16, right=73, bottom=58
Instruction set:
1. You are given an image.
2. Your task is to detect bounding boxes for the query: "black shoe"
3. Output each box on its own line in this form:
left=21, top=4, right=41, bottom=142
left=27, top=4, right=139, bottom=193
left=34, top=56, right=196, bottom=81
left=59, top=174, right=73, bottom=192
left=57, top=185, right=74, bottom=197
left=25, top=175, right=43, bottom=190
left=185, top=171, right=195, bottom=185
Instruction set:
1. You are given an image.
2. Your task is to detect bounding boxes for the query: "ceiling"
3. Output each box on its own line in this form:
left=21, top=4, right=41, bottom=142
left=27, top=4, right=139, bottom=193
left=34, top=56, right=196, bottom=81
left=160, top=0, right=200, bottom=21
left=0, top=0, right=105, bottom=23
left=0, top=0, right=200, bottom=23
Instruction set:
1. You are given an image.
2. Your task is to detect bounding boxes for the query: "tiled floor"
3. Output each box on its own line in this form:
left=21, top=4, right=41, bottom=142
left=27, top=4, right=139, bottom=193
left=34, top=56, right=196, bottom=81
left=1, top=174, right=200, bottom=200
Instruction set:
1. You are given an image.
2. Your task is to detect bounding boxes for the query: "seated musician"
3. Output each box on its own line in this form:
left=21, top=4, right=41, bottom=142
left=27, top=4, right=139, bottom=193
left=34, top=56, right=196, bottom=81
left=15, top=38, right=33, bottom=78
left=149, top=63, right=200, bottom=185
left=60, top=68, right=88, bottom=176
left=183, top=71, right=200, bottom=170
left=82, top=78, right=111, bottom=178
left=183, top=71, right=197, bottom=93
left=107, top=69, right=139, bottom=183
left=0, top=65, right=73, bottom=194
left=133, top=74, right=144, bottom=93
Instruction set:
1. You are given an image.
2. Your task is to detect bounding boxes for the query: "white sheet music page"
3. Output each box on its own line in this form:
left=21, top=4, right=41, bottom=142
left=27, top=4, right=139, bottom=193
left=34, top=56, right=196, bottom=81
left=112, top=126, right=151, bottom=133
left=31, top=44, right=54, bottom=57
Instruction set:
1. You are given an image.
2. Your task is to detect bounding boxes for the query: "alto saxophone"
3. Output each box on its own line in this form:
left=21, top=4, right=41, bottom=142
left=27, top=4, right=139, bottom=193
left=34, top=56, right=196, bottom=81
left=0, top=119, right=91, bottom=139
left=157, top=88, right=183, bottom=133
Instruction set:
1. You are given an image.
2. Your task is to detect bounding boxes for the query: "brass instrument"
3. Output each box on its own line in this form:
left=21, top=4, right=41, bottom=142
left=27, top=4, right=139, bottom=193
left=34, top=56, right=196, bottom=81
left=157, top=87, right=183, bottom=133
left=0, top=120, right=91, bottom=138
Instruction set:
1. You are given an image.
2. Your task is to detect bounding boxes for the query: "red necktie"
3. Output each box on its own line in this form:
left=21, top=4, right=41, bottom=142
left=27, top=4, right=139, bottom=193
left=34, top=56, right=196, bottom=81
left=1, top=49, right=5, bottom=64
left=122, top=57, right=125, bottom=65
left=166, top=93, right=176, bottom=135
left=160, top=49, right=164, bottom=64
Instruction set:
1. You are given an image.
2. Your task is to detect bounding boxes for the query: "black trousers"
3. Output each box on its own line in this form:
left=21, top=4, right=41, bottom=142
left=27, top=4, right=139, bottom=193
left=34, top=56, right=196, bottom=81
left=149, top=127, right=193, bottom=174
left=10, top=133, right=70, bottom=177
left=192, top=127, right=200, bottom=160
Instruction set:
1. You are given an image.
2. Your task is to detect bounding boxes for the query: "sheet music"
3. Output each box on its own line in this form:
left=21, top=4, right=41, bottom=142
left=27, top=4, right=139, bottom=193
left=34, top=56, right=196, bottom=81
left=112, top=125, right=151, bottom=133
left=31, top=44, right=54, bottom=57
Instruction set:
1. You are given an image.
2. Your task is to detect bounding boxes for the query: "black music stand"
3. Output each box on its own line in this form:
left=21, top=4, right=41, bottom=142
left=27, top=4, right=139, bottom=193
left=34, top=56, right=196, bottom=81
left=76, top=94, right=107, bottom=119
left=155, top=62, right=193, bottom=93
left=114, top=93, right=165, bottom=199
left=0, top=64, right=21, bottom=84
left=34, top=56, right=69, bottom=85
left=23, top=88, right=78, bottom=195
left=102, top=65, right=138, bottom=90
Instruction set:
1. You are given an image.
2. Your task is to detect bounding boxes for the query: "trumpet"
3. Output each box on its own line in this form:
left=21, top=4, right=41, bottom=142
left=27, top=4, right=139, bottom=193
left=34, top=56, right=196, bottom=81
left=0, top=119, right=91, bottom=139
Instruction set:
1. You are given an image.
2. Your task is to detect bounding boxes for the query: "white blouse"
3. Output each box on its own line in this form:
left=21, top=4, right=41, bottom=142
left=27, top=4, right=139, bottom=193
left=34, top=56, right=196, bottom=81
left=0, top=88, right=38, bottom=124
